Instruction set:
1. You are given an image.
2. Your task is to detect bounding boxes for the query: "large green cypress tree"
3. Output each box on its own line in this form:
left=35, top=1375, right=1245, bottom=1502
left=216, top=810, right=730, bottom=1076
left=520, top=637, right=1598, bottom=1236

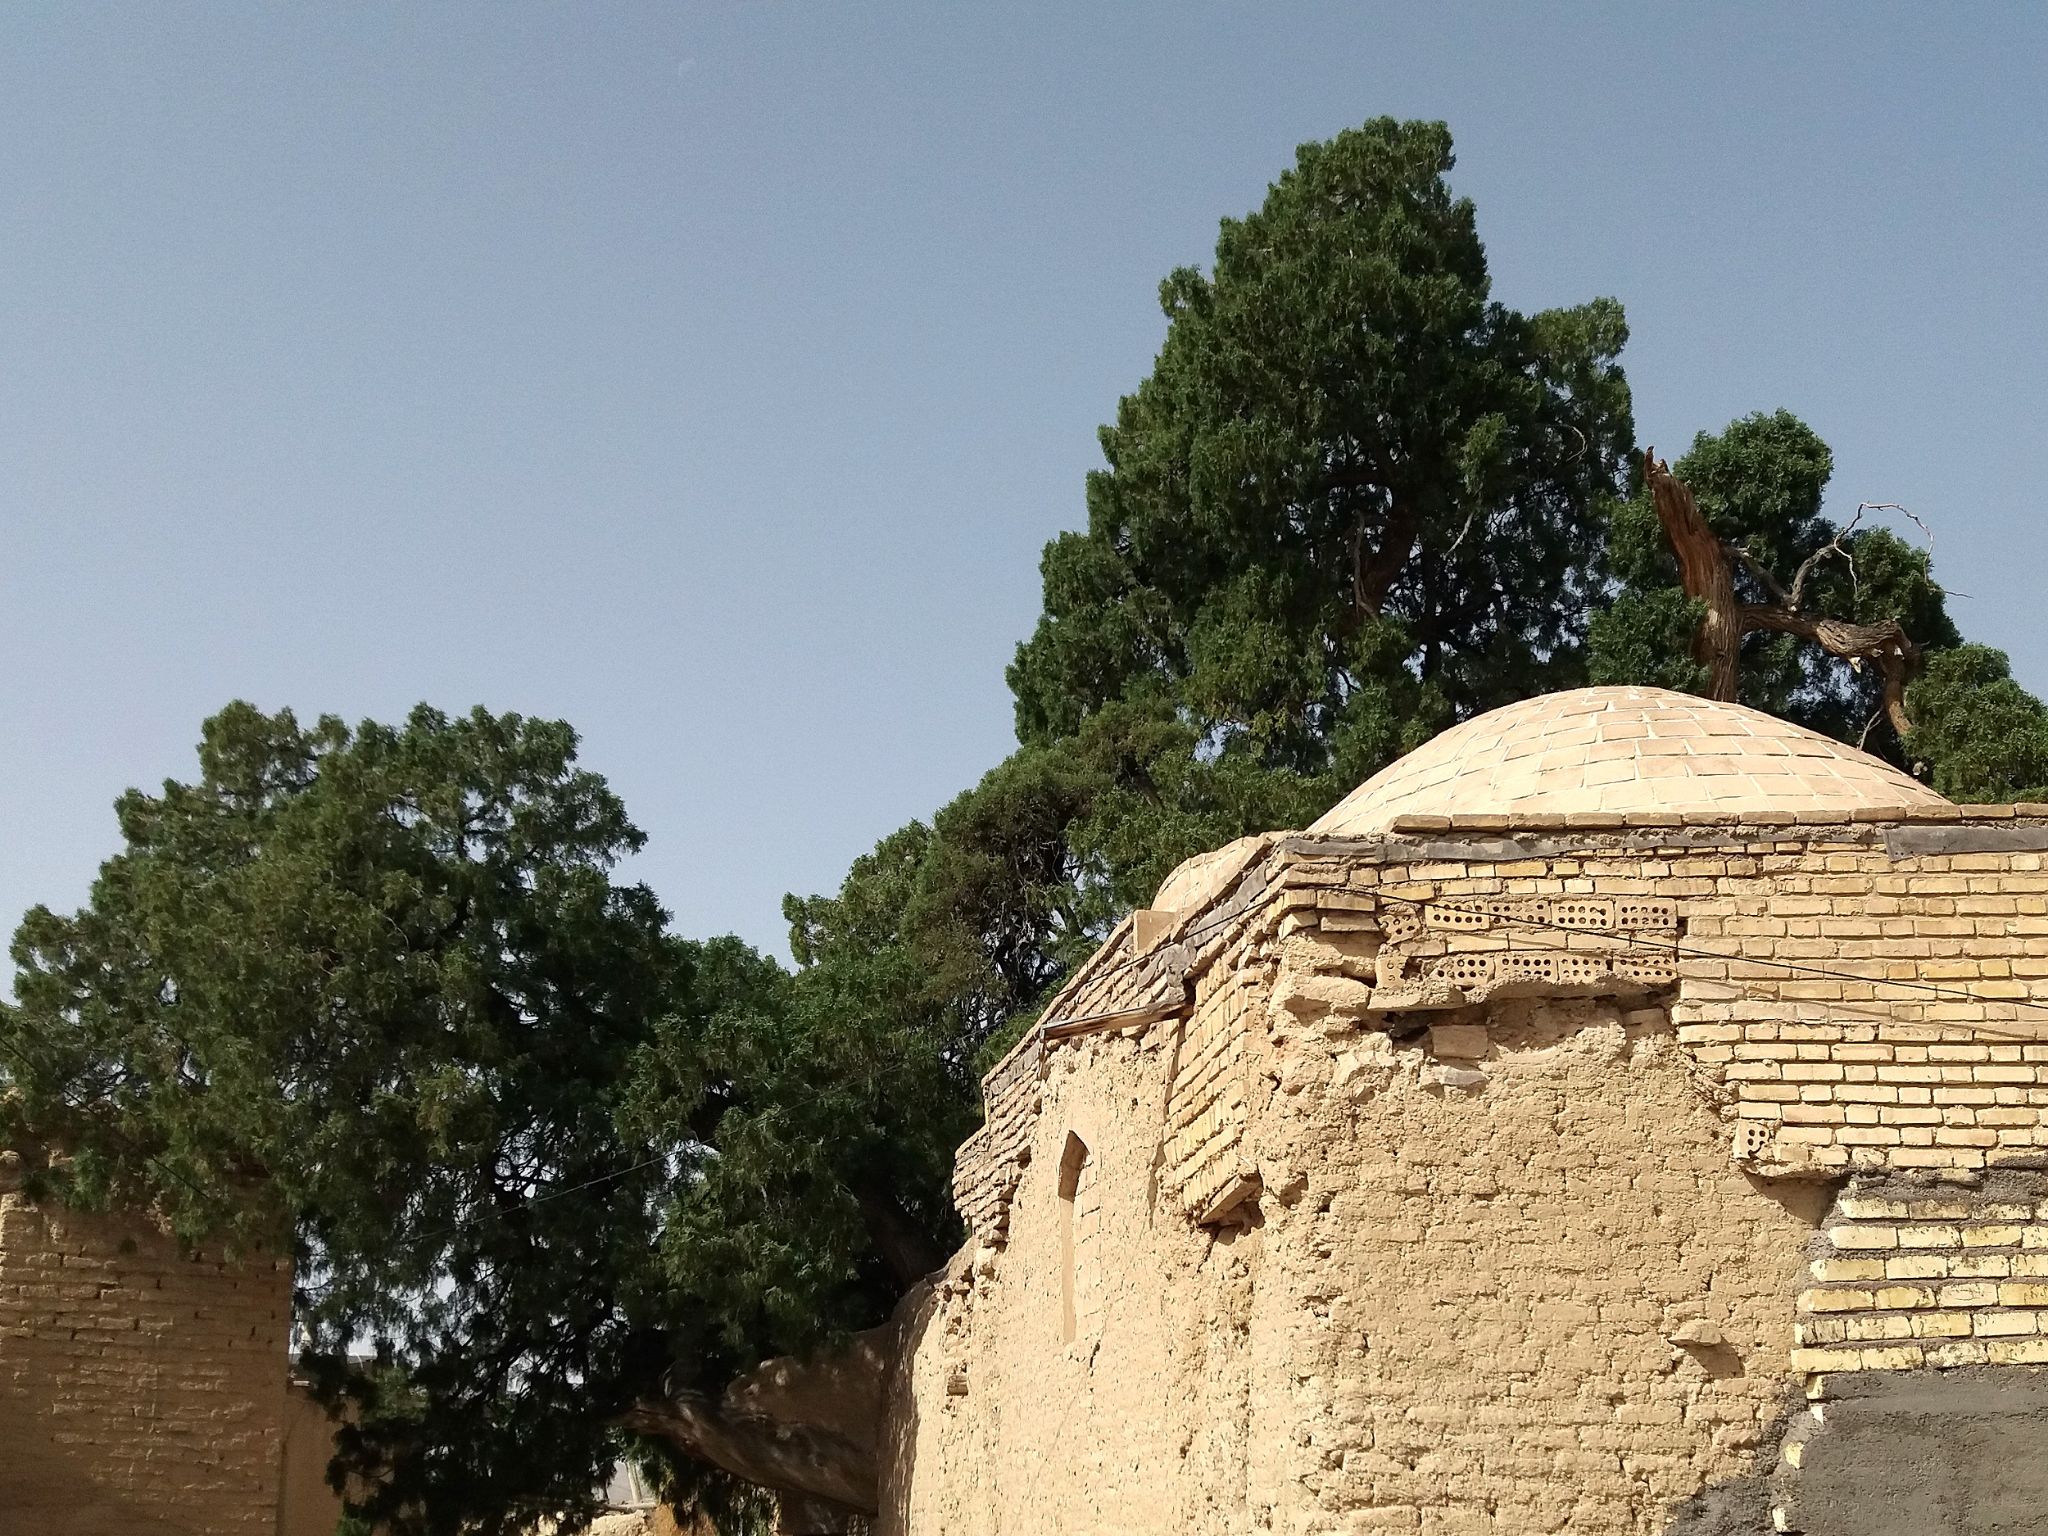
left=1010, top=118, right=1636, bottom=785
left=792, top=119, right=1639, bottom=1084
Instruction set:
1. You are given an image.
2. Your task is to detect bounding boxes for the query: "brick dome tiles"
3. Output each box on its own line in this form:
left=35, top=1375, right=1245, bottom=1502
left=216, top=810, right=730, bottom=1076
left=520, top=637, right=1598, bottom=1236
left=1308, top=686, right=1951, bottom=836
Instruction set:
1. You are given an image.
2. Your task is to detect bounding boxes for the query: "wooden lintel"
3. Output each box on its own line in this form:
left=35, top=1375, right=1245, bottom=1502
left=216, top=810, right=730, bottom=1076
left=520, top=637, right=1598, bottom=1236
left=1040, top=999, right=1188, bottom=1042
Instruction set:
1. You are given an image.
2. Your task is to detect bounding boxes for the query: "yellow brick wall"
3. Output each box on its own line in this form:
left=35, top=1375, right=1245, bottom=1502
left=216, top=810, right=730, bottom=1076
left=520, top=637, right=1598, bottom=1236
left=1160, top=955, right=1259, bottom=1219
left=1669, top=846, right=2048, bottom=1174
left=0, top=1187, right=293, bottom=1536
left=1794, top=1183, right=2048, bottom=1374
left=1307, top=834, right=2048, bottom=1177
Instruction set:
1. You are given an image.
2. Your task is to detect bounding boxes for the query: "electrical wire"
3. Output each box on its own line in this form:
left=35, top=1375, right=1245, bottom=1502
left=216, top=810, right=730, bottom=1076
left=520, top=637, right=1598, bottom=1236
left=1026, top=867, right=2048, bottom=1058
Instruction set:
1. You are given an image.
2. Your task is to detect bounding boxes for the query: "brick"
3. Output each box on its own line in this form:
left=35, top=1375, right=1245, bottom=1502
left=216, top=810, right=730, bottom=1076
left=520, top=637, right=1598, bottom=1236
left=1894, top=1224, right=1960, bottom=1249
left=1963, top=1223, right=2027, bottom=1247
left=1910, top=1311, right=1974, bottom=1338
left=1828, top=1225, right=1899, bottom=1250
left=1813, top=1258, right=1888, bottom=1282
left=1854, top=1345, right=1926, bottom=1370
left=1974, top=1310, right=2041, bottom=1337
left=1802, top=1288, right=1876, bottom=1313
left=1937, top=1282, right=2001, bottom=1308
left=1928, top=1340, right=1992, bottom=1368
left=1790, top=1347, right=1865, bottom=1373
left=1883, top=1255, right=1948, bottom=1280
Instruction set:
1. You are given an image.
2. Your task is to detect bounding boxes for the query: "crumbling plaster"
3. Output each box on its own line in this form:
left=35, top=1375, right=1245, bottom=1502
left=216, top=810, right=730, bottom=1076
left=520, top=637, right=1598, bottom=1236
left=898, top=803, right=2048, bottom=1535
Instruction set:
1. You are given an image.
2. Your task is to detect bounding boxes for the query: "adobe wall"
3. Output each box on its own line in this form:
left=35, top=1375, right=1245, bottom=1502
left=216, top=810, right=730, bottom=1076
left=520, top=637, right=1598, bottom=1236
left=903, top=813, right=2048, bottom=1536
left=1248, top=994, right=1817, bottom=1534
left=0, top=1168, right=293, bottom=1536
left=894, top=996, right=1814, bottom=1535
left=879, top=1016, right=1277, bottom=1536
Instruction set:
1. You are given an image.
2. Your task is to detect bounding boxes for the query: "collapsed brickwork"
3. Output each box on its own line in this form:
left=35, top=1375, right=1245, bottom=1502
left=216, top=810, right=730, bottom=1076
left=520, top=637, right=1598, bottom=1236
left=0, top=1156, right=294, bottom=1536
left=887, top=689, right=2048, bottom=1536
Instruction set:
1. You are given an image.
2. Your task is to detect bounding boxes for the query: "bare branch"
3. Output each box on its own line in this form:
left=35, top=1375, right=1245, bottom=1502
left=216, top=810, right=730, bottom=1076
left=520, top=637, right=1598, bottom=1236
left=1788, top=506, right=1863, bottom=611
left=1728, top=544, right=1792, bottom=607
left=1444, top=506, right=1478, bottom=557
left=1859, top=501, right=1935, bottom=550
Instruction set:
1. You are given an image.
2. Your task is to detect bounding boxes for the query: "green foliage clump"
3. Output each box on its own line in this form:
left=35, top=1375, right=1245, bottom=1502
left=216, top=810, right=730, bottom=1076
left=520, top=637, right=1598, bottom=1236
left=1905, top=645, right=2048, bottom=802
left=0, top=703, right=961, bottom=1533
left=1010, top=118, right=1634, bottom=775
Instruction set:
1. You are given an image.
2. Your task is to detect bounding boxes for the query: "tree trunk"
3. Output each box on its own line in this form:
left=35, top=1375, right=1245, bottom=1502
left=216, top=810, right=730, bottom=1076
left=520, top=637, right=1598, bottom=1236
left=1349, top=500, right=1416, bottom=625
left=855, top=1184, right=943, bottom=1290
left=617, top=1300, right=915, bottom=1519
left=619, top=1393, right=876, bottom=1517
left=1643, top=450, right=1743, bottom=701
left=1740, top=606, right=1918, bottom=739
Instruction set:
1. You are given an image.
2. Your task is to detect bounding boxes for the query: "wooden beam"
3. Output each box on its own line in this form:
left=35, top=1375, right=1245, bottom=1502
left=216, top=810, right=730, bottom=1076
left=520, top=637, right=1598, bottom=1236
left=1040, top=998, right=1189, bottom=1042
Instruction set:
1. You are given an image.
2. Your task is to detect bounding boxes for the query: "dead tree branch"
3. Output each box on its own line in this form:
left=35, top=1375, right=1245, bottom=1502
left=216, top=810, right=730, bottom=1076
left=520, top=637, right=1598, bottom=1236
left=1641, top=448, right=1923, bottom=737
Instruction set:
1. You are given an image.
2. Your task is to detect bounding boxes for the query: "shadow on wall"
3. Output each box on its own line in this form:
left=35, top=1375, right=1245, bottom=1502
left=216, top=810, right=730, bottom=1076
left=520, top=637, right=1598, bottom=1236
left=277, top=1381, right=350, bottom=1536
left=0, top=1387, right=195, bottom=1536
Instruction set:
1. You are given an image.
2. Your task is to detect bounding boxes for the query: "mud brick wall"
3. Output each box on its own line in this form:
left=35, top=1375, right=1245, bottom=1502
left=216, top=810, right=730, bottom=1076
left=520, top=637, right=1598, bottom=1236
left=884, top=1029, right=1270, bottom=1536
left=0, top=1182, right=293, bottom=1536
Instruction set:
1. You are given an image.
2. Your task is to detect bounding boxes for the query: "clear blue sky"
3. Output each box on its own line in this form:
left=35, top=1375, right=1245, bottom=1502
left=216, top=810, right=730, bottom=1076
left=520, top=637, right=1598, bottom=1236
left=3, top=4, right=2043, bottom=960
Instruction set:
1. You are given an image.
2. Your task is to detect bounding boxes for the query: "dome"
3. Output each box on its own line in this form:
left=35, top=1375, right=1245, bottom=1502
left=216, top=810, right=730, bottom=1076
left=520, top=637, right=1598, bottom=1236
left=1308, top=686, right=1950, bottom=836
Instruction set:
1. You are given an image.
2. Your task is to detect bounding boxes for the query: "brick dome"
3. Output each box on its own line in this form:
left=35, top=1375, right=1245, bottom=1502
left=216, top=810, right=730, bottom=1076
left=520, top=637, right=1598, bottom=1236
left=1308, top=686, right=1949, bottom=835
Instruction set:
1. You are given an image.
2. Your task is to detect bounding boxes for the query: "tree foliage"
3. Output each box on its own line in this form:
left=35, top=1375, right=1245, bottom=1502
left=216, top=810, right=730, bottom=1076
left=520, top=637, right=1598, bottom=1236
left=1010, top=118, right=1635, bottom=780
left=795, top=118, right=1639, bottom=1088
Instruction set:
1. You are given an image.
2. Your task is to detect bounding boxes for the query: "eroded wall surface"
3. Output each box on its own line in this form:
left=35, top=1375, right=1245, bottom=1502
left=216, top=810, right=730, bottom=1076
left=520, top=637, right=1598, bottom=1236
left=902, top=813, right=2048, bottom=1536
left=1248, top=995, right=1816, bottom=1534
left=0, top=1182, right=292, bottom=1536
left=882, top=1016, right=1274, bottom=1536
